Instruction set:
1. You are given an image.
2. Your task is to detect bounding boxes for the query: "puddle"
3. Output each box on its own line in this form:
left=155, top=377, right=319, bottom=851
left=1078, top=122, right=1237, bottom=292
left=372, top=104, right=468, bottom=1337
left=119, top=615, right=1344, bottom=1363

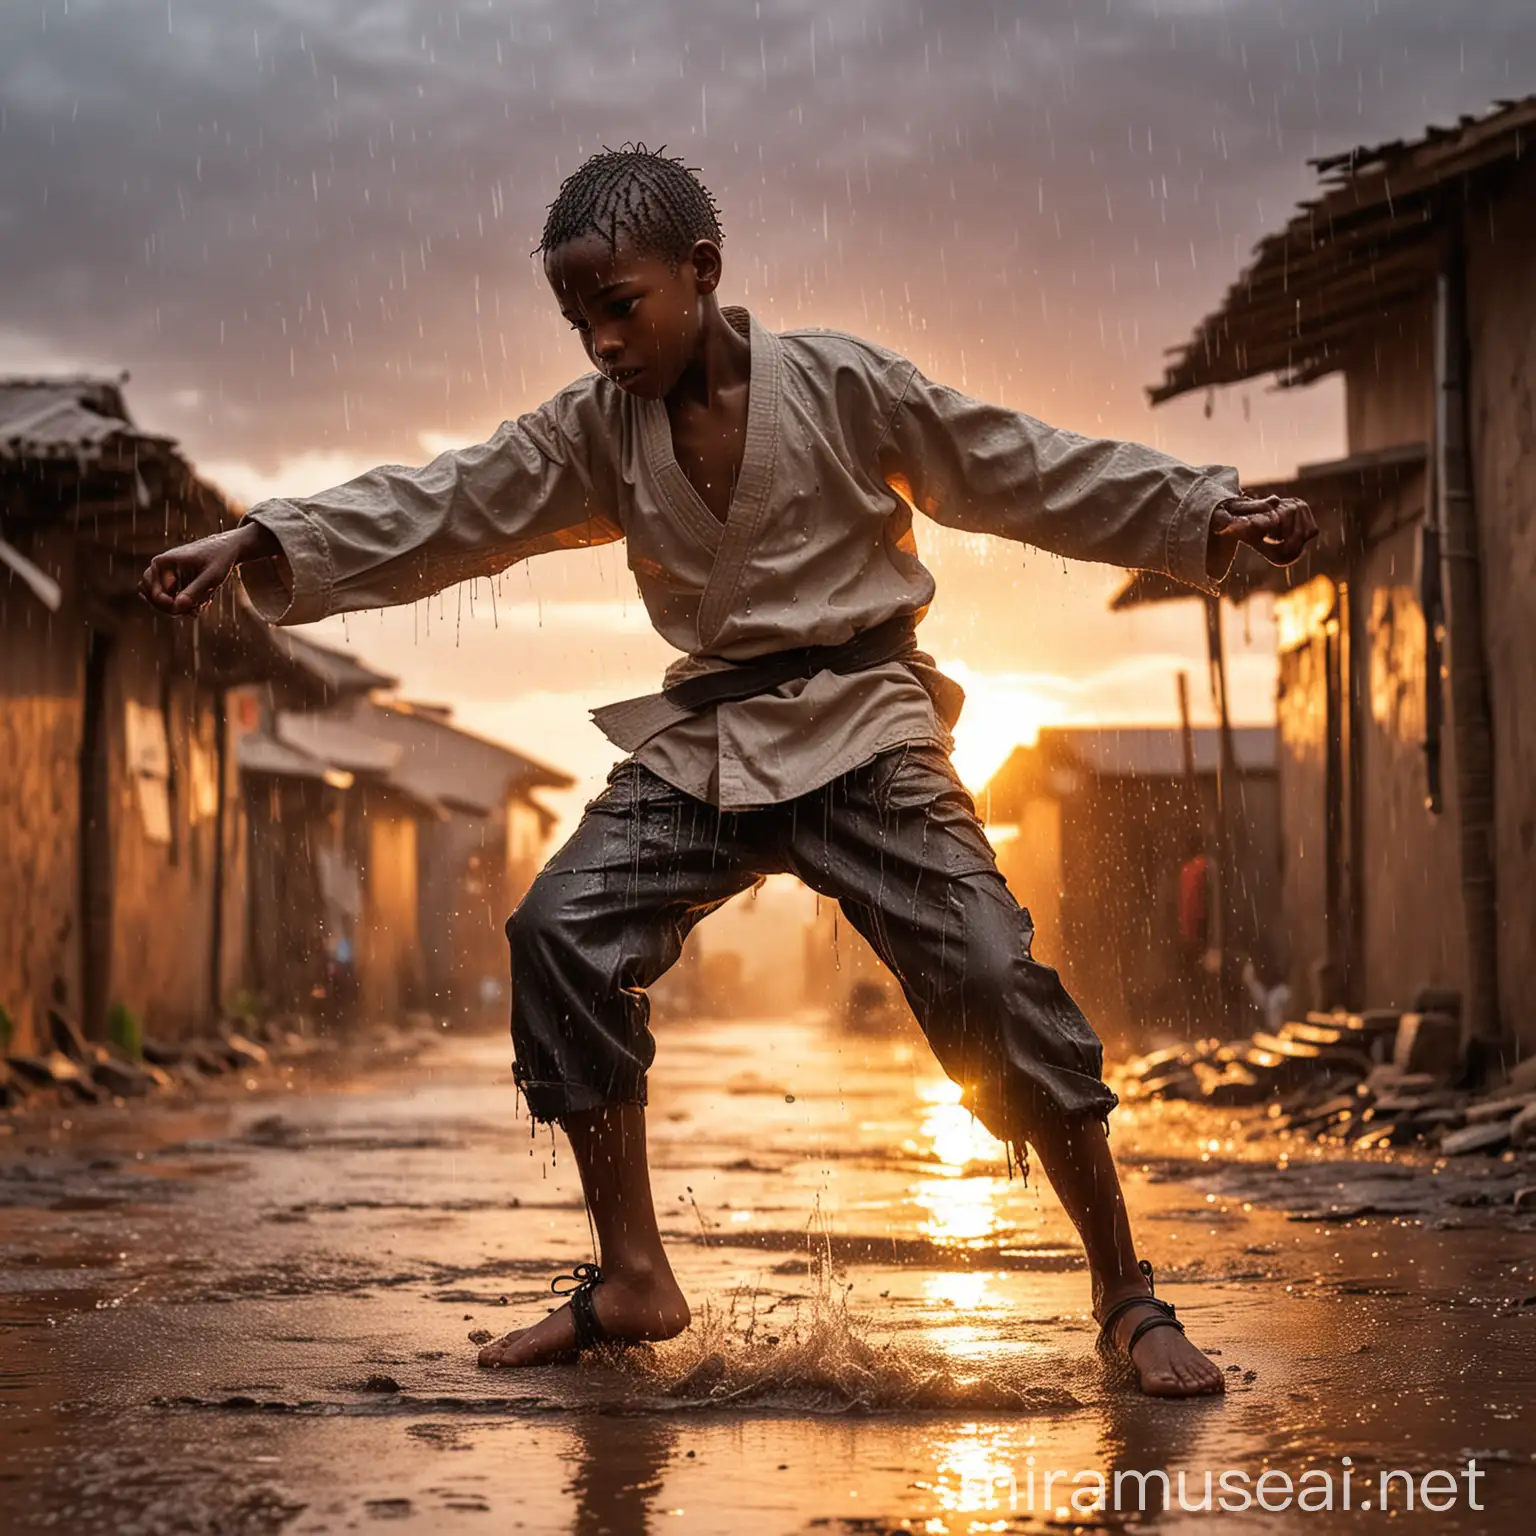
left=1, top=1020, right=1532, bottom=1532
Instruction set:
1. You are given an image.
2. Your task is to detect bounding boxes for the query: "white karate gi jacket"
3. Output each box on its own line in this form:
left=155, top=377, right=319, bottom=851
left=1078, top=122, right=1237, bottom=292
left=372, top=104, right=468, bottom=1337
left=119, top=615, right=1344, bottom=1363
left=240, top=306, right=1240, bottom=808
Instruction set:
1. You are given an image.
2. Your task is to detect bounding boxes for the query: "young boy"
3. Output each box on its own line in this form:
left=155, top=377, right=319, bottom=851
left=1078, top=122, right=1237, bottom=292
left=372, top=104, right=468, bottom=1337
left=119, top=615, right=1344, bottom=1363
left=142, top=145, right=1315, bottom=1398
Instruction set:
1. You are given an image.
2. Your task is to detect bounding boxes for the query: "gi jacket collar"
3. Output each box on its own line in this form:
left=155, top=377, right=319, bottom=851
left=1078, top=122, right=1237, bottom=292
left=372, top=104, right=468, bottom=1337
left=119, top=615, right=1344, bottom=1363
left=637, top=306, right=782, bottom=650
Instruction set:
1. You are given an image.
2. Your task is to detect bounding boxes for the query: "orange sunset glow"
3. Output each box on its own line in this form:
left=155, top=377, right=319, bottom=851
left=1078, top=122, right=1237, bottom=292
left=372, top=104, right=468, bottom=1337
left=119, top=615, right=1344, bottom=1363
left=7, top=8, right=1536, bottom=1529
left=8, top=1, right=1454, bottom=845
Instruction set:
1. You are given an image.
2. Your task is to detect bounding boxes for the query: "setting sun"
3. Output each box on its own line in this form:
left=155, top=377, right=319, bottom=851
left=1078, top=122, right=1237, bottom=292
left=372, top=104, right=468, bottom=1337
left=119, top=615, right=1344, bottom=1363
left=937, top=661, right=1068, bottom=793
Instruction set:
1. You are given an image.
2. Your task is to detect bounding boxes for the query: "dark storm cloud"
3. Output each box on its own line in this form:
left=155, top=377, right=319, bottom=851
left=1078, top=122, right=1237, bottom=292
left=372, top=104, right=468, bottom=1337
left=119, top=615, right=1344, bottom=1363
left=3, top=0, right=1534, bottom=474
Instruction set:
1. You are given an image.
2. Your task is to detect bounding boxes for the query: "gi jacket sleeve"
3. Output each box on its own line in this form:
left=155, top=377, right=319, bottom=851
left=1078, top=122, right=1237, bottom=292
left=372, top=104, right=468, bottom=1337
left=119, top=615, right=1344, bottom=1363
left=876, top=364, right=1241, bottom=594
left=238, top=380, right=623, bottom=625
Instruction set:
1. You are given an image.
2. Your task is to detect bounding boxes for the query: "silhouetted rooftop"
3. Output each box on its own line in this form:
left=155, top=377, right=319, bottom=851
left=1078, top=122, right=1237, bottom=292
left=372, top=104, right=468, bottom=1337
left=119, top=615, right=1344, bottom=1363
left=1148, top=95, right=1536, bottom=402
left=982, top=725, right=1276, bottom=822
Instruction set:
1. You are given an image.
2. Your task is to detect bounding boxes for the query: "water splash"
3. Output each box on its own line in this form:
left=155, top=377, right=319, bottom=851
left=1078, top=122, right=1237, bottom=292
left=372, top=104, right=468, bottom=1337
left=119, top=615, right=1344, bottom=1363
left=609, top=1260, right=1081, bottom=1415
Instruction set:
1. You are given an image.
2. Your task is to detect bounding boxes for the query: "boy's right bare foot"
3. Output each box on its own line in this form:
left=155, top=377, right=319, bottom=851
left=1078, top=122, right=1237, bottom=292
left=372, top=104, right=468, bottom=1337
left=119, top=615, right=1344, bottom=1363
left=476, top=1265, right=691, bottom=1367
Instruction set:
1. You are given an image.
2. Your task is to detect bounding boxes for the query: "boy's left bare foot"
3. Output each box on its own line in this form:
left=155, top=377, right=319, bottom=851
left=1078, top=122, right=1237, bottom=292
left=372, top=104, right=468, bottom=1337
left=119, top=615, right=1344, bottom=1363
left=476, top=1264, right=690, bottom=1367
left=1097, top=1285, right=1227, bottom=1398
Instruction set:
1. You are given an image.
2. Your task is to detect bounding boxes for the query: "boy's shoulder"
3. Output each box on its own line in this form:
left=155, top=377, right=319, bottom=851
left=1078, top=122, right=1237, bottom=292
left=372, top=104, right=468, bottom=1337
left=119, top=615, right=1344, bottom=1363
left=514, top=367, right=625, bottom=444
left=539, top=368, right=623, bottom=415
left=769, top=322, right=918, bottom=417
left=773, top=320, right=914, bottom=375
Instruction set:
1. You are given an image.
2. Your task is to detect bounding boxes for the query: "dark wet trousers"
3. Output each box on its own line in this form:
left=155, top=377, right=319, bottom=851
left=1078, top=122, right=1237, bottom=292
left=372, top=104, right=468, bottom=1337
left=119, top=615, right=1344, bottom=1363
left=508, top=743, right=1118, bottom=1146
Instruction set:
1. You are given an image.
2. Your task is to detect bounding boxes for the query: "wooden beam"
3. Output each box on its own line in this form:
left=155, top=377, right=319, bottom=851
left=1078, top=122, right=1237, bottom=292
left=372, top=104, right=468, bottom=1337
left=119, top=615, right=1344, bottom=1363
left=1148, top=98, right=1536, bottom=403
left=1151, top=279, right=1435, bottom=399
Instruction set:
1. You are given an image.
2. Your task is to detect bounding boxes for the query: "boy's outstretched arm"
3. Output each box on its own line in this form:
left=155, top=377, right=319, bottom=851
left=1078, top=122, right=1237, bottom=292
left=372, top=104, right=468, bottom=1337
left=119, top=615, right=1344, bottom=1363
left=875, top=365, right=1315, bottom=588
left=140, top=386, right=622, bottom=623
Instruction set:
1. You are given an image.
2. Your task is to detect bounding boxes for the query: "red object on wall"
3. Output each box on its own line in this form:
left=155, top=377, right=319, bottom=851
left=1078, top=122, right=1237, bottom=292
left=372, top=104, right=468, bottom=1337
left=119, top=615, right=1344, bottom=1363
left=1179, top=853, right=1210, bottom=951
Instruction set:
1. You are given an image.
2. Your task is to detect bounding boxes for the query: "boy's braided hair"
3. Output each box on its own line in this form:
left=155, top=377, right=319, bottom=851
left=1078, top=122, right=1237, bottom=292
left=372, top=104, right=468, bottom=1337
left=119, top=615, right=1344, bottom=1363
left=536, top=143, right=723, bottom=266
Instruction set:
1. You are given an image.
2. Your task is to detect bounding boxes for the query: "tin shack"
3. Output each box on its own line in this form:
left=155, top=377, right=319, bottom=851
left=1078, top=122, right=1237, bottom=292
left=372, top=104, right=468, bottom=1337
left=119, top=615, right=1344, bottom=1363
left=0, top=377, right=290, bottom=1051
left=981, top=726, right=1280, bottom=1048
left=1126, top=96, right=1536, bottom=1068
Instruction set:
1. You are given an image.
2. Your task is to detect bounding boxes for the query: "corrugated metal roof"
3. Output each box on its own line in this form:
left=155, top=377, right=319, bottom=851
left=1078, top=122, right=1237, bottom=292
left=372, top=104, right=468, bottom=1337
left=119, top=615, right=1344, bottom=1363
left=1041, top=725, right=1276, bottom=777
left=0, top=375, right=235, bottom=565
left=1148, top=95, right=1536, bottom=402
left=0, top=377, right=169, bottom=460
left=238, top=731, right=350, bottom=784
left=359, top=697, right=574, bottom=812
left=264, top=631, right=398, bottom=696
left=982, top=725, right=1276, bottom=820
left=276, top=713, right=403, bottom=777
left=260, top=698, right=569, bottom=821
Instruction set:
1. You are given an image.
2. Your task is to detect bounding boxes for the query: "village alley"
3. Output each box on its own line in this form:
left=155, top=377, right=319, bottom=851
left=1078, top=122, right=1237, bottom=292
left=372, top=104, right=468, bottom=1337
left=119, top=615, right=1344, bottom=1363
left=1, top=1014, right=1532, bottom=1534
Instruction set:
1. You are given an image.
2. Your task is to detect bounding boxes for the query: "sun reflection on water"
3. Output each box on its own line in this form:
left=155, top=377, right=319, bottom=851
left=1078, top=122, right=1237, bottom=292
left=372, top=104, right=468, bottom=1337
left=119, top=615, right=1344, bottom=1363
left=913, top=1174, right=1010, bottom=1246
left=923, top=1271, right=1007, bottom=1312
left=919, top=1271, right=1024, bottom=1360
left=916, top=1425, right=1037, bottom=1519
left=911, top=1079, right=1010, bottom=1248
left=918, top=1078, right=1006, bottom=1169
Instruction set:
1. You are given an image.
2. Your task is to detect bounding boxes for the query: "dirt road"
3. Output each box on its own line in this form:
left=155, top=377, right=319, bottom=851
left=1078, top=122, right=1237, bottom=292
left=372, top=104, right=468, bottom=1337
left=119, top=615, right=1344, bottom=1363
left=1, top=1016, right=1532, bottom=1533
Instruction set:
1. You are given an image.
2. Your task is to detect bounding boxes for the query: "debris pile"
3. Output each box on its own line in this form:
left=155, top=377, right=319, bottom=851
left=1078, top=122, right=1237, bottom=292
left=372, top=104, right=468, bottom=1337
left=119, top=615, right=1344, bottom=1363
left=1127, top=996, right=1536, bottom=1158
left=0, top=1005, right=340, bottom=1117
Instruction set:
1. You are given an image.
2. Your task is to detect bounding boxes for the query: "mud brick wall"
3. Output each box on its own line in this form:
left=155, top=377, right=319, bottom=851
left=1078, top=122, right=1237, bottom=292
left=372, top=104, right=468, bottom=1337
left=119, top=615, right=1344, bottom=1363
left=418, top=810, right=514, bottom=1012
left=355, top=793, right=423, bottom=1025
left=244, top=775, right=334, bottom=1013
left=97, top=622, right=225, bottom=1039
left=1355, top=513, right=1468, bottom=1006
left=0, top=530, right=86, bottom=1053
left=1273, top=582, right=1333, bottom=1013
left=1344, top=294, right=1435, bottom=454
left=216, top=693, right=253, bottom=1008
left=1466, top=154, right=1536, bottom=1058
left=1338, top=296, right=1470, bottom=1012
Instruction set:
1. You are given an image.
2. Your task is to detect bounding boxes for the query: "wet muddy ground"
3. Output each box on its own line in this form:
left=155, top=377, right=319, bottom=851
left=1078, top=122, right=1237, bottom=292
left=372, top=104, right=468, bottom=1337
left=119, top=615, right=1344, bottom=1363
left=1, top=1015, right=1533, bottom=1534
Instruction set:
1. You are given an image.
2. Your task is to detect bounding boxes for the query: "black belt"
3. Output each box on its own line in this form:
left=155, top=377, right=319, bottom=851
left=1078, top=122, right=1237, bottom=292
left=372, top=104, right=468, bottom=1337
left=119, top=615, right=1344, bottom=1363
left=661, top=611, right=921, bottom=713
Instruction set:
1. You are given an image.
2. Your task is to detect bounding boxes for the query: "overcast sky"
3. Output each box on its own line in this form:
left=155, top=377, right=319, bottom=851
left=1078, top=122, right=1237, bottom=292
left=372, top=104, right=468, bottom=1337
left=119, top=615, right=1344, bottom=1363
left=6, top=0, right=1534, bottom=817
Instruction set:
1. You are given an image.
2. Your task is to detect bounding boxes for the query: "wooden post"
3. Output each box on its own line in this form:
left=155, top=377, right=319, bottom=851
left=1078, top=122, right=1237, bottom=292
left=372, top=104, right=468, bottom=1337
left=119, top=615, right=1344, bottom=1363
left=1204, top=596, right=1237, bottom=1026
left=1176, top=670, right=1197, bottom=783
left=1435, top=255, right=1504, bottom=1065
left=209, top=690, right=229, bottom=1020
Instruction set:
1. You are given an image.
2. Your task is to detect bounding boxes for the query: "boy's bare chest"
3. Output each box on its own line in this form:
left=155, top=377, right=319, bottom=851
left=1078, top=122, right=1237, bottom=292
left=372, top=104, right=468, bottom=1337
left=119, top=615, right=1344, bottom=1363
left=666, top=387, right=749, bottom=525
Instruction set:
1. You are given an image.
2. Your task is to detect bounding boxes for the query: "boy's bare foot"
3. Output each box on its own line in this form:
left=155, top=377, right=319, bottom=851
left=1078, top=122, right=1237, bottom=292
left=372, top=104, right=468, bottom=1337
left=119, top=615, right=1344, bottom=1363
left=1097, top=1286, right=1227, bottom=1398
left=476, top=1265, right=691, bottom=1367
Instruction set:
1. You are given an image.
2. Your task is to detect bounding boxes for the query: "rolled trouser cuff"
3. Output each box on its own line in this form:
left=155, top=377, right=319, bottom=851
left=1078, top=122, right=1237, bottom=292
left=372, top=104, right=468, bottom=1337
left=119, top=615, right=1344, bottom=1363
left=963, top=1067, right=1120, bottom=1148
left=510, top=1055, right=649, bottom=1126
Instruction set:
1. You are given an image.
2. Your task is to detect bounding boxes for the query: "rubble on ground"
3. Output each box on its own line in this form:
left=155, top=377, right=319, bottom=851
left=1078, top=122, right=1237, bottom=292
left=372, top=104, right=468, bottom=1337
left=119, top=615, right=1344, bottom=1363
left=1126, top=997, right=1536, bottom=1158
left=0, top=1005, right=389, bottom=1121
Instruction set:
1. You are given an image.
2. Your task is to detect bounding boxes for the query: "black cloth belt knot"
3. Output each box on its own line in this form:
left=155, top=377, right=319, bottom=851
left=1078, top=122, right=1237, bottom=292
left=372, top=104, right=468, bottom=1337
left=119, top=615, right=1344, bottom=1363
left=661, top=610, right=921, bottom=713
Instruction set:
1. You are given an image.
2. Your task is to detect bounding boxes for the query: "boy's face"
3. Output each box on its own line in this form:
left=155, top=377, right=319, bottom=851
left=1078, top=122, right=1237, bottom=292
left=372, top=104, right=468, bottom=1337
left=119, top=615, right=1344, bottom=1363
left=543, top=230, right=719, bottom=399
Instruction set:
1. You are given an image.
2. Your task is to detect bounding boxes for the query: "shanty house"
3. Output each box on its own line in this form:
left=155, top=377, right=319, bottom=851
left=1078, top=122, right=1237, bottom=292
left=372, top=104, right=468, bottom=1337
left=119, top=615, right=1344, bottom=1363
left=326, top=698, right=570, bottom=1014
left=0, top=377, right=291, bottom=1053
left=1130, top=96, right=1536, bottom=1067
left=237, top=669, right=570, bottom=1023
left=235, top=640, right=417, bottom=1025
left=1, top=378, right=572, bottom=1050
left=981, top=726, right=1280, bottom=1046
